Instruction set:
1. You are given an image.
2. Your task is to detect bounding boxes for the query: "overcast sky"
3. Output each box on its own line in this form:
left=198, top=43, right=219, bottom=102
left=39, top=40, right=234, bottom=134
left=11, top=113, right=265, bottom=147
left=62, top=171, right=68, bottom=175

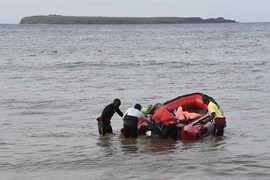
left=0, top=0, right=270, bottom=24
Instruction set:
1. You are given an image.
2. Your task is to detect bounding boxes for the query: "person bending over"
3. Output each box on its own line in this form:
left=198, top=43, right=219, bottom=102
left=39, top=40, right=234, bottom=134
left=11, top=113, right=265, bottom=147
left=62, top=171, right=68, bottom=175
left=147, top=104, right=178, bottom=140
left=97, top=99, right=123, bottom=135
left=202, top=95, right=226, bottom=136
left=123, top=104, right=152, bottom=138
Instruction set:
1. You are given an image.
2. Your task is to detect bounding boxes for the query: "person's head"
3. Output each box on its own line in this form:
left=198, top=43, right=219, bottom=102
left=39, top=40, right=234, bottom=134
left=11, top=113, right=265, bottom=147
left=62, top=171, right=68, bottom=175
left=154, top=103, right=163, bottom=109
left=134, top=104, right=142, bottom=111
left=202, top=95, right=210, bottom=105
left=146, top=104, right=155, bottom=115
left=112, top=98, right=121, bottom=108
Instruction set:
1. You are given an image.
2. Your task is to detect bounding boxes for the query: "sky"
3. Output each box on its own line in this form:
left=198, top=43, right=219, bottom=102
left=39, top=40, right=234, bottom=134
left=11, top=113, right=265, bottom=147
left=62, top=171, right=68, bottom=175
left=0, top=0, right=270, bottom=24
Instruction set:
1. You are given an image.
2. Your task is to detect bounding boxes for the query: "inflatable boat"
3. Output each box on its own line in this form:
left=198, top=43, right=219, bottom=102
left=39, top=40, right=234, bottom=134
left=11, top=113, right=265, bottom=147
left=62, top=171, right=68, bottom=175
left=163, top=92, right=226, bottom=140
left=121, top=92, right=226, bottom=140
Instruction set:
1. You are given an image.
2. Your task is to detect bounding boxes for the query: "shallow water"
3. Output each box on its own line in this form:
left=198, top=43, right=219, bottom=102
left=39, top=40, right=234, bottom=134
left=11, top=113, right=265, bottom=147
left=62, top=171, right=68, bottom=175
left=0, top=23, right=270, bottom=179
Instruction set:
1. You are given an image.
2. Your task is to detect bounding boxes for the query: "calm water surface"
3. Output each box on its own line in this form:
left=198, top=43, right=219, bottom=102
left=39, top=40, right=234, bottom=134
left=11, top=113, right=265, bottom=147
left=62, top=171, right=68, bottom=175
left=0, top=23, right=270, bottom=179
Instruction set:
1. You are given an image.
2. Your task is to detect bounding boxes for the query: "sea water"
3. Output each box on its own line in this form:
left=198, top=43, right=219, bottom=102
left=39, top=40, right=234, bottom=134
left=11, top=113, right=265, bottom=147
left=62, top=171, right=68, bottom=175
left=0, top=23, right=270, bottom=179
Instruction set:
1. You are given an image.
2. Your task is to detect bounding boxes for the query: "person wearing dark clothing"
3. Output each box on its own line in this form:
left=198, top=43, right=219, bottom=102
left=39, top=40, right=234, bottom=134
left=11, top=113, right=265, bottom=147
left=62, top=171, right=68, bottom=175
left=122, top=104, right=152, bottom=138
left=123, top=115, right=139, bottom=138
left=97, top=99, right=123, bottom=135
left=147, top=104, right=179, bottom=140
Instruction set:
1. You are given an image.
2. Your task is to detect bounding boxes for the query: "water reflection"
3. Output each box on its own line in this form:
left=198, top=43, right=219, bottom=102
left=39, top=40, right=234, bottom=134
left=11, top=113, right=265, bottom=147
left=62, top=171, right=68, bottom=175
left=119, top=136, right=179, bottom=155
left=145, top=138, right=179, bottom=154
left=181, top=136, right=226, bottom=152
left=96, top=134, right=226, bottom=156
left=96, top=134, right=116, bottom=156
left=119, top=138, right=139, bottom=153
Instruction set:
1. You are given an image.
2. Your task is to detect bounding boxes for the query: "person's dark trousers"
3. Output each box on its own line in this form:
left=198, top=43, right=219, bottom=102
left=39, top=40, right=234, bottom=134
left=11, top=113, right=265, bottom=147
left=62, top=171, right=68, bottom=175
left=123, top=115, right=138, bottom=138
left=161, top=123, right=178, bottom=140
left=98, top=121, right=112, bottom=135
left=214, top=124, right=224, bottom=136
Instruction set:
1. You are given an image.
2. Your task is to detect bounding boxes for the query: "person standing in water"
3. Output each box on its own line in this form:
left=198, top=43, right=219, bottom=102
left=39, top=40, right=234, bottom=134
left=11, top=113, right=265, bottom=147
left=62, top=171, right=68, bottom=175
left=122, top=104, right=152, bottom=138
left=201, top=95, right=226, bottom=136
left=97, top=99, right=123, bottom=135
left=147, top=104, right=178, bottom=140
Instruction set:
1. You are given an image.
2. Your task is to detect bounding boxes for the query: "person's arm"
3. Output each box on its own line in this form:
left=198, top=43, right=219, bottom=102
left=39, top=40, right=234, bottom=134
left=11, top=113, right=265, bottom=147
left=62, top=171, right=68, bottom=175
left=202, top=112, right=215, bottom=123
left=143, top=116, right=153, bottom=125
left=122, top=110, right=128, bottom=120
left=208, top=112, right=215, bottom=121
left=115, top=108, right=124, bottom=117
left=137, top=111, right=153, bottom=125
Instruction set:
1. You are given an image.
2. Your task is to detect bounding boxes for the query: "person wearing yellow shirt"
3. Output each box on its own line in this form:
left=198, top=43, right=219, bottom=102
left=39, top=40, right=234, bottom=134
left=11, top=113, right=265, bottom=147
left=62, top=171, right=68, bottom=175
left=202, top=95, right=226, bottom=136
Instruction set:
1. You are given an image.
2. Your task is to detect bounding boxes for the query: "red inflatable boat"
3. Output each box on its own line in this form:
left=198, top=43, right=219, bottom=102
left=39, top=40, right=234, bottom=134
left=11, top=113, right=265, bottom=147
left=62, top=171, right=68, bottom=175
left=121, top=93, right=226, bottom=140
left=164, top=92, right=226, bottom=140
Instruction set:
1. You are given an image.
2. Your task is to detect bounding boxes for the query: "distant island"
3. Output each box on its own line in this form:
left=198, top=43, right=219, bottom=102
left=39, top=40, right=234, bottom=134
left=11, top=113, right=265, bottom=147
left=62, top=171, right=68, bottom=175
left=20, top=15, right=237, bottom=24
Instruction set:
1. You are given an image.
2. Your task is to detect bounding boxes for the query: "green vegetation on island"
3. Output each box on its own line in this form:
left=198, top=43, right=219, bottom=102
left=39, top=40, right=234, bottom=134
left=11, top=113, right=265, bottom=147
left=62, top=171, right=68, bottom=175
left=20, top=15, right=237, bottom=24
